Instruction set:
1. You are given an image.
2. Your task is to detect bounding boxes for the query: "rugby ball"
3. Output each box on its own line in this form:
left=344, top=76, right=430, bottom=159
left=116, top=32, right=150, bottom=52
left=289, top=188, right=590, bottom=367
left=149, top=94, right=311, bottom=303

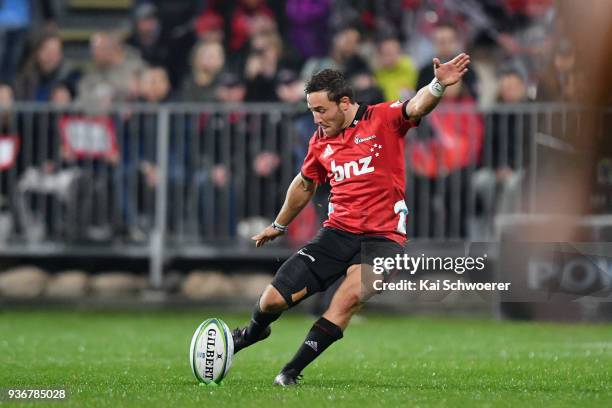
left=189, top=318, right=234, bottom=384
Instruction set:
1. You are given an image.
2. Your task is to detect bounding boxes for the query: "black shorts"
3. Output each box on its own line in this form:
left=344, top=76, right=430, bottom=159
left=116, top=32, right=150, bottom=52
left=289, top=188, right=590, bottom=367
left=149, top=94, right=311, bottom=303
left=271, top=227, right=403, bottom=307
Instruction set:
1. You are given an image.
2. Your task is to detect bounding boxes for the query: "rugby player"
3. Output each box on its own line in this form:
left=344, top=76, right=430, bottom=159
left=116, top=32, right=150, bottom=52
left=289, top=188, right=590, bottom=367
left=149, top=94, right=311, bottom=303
left=232, top=53, right=471, bottom=386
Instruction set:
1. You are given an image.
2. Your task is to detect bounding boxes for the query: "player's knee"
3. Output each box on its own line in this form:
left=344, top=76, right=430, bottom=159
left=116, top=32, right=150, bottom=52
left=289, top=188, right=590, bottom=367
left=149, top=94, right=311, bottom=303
left=259, top=285, right=288, bottom=313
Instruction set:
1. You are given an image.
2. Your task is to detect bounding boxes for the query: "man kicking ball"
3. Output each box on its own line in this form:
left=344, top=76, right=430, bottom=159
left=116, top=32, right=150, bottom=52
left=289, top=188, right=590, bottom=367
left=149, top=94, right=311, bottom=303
left=232, top=53, right=471, bottom=386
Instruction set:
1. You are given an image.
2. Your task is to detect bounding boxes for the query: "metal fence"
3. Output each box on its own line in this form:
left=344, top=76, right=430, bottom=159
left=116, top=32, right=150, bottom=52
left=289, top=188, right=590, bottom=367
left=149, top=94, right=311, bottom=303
left=0, top=102, right=605, bottom=286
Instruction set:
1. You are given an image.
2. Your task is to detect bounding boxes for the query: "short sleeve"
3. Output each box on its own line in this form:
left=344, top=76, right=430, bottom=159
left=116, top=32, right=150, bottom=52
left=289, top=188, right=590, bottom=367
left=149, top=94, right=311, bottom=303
left=378, top=100, right=419, bottom=136
left=300, top=134, right=326, bottom=185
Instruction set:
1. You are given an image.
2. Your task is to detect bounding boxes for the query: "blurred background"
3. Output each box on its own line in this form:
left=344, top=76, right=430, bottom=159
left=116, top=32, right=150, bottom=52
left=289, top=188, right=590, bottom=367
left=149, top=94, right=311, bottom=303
left=0, top=0, right=609, bottom=321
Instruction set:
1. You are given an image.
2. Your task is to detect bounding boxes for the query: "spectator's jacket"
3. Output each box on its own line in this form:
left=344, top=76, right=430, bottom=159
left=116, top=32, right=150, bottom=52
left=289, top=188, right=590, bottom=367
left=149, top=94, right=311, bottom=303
left=76, top=48, right=145, bottom=106
left=285, top=0, right=331, bottom=59
left=15, top=61, right=81, bottom=101
left=408, top=95, right=484, bottom=178
left=375, top=56, right=418, bottom=101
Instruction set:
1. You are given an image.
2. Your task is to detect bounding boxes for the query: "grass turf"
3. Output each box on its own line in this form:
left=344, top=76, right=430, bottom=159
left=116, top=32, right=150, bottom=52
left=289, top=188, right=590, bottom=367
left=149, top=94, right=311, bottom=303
left=1, top=310, right=611, bottom=407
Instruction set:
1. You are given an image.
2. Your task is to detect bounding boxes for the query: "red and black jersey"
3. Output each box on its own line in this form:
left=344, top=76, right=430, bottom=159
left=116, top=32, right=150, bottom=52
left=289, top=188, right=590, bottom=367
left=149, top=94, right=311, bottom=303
left=300, top=100, right=418, bottom=244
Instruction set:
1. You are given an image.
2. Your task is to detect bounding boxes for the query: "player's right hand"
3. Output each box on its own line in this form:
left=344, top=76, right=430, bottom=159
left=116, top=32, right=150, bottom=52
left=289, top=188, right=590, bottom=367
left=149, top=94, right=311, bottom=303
left=252, top=225, right=284, bottom=248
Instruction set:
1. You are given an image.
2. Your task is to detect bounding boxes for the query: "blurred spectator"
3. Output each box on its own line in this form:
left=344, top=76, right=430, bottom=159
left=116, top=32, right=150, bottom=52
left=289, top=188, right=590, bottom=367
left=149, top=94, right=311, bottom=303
left=275, top=69, right=303, bottom=105
left=139, top=66, right=173, bottom=104
left=138, top=67, right=174, bottom=190
left=0, top=83, right=15, bottom=132
left=301, top=26, right=369, bottom=81
left=191, top=71, right=250, bottom=238
left=285, top=0, right=331, bottom=61
left=133, top=0, right=202, bottom=40
left=489, top=67, right=530, bottom=172
left=401, top=0, right=469, bottom=69
left=497, top=67, right=529, bottom=105
left=181, top=41, right=225, bottom=102
left=332, top=0, right=411, bottom=43
left=536, top=39, right=578, bottom=102
left=373, top=36, right=418, bottom=101
left=471, top=67, right=531, bottom=238
left=348, top=69, right=384, bottom=105
left=77, top=31, right=146, bottom=108
left=417, top=23, right=479, bottom=100
left=331, top=26, right=370, bottom=78
left=0, top=83, right=19, bottom=172
left=194, top=2, right=224, bottom=44
left=0, top=83, right=18, bottom=192
left=407, top=80, right=483, bottom=237
left=14, top=81, right=85, bottom=241
left=0, top=83, right=19, bottom=239
left=329, top=0, right=378, bottom=36
left=123, top=66, right=190, bottom=236
left=275, top=69, right=312, bottom=171
left=252, top=151, right=280, bottom=178
left=215, top=72, right=247, bottom=104
left=372, top=0, right=415, bottom=40
left=16, top=77, right=121, bottom=242
left=0, top=82, right=18, bottom=240
left=227, top=0, right=277, bottom=64
left=495, top=0, right=555, bottom=78
left=0, top=0, right=31, bottom=83
left=126, top=4, right=179, bottom=87
left=49, top=83, right=73, bottom=106
left=409, top=80, right=483, bottom=178
left=14, top=33, right=80, bottom=101
left=125, top=70, right=143, bottom=103
left=245, top=32, right=283, bottom=101
left=205, top=71, right=247, bottom=210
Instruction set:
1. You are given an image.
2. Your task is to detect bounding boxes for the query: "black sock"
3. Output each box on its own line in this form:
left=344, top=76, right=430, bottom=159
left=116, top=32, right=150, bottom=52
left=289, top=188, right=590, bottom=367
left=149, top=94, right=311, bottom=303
left=245, top=301, right=281, bottom=342
left=283, top=317, right=343, bottom=374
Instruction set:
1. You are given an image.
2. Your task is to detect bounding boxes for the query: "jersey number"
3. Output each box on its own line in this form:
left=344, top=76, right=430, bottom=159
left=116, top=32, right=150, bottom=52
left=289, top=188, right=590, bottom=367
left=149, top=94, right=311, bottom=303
left=394, top=200, right=408, bottom=235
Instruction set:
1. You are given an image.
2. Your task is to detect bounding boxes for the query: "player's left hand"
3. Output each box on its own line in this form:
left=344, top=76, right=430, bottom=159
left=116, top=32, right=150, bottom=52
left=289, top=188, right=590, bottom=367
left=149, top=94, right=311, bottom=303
left=252, top=225, right=284, bottom=248
left=433, top=53, right=471, bottom=87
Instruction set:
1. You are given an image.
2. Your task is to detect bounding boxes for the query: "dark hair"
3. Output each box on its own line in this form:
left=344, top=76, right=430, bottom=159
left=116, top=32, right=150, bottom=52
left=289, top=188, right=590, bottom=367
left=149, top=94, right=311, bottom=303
left=375, top=33, right=400, bottom=46
left=304, top=69, right=354, bottom=103
left=51, top=81, right=75, bottom=98
left=497, top=67, right=525, bottom=82
left=434, top=22, right=458, bottom=33
left=497, top=60, right=528, bottom=82
left=34, top=31, right=61, bottom=50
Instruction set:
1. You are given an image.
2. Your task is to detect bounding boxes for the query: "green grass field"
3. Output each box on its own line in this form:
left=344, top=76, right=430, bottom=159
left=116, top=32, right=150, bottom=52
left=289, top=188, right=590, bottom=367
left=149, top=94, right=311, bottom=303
left=1, top=310, right=611, bottom=407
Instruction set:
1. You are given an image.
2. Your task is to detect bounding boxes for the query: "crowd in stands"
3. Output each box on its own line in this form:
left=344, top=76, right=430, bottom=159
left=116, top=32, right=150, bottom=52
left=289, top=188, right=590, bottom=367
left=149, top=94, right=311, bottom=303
left=0, top=0, right=577, bottom=107
left=0, top=0, right=589, bottom=243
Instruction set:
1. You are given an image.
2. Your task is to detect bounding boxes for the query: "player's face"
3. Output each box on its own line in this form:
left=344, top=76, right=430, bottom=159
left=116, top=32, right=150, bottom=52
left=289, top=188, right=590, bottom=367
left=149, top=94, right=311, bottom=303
left=306, top=91, right=349, bottom=137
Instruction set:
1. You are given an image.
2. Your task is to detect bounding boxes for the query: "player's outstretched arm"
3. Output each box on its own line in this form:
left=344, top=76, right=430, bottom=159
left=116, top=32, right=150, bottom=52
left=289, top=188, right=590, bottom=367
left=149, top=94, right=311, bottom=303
left=405, top=53, right=471, bottom=122
left=251, top=173, right=317, bottom=247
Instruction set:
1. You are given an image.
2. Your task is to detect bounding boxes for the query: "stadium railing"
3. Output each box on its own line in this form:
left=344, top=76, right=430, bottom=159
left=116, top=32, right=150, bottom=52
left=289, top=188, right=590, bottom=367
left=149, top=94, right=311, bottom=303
left=0, top=102, right=604, bottom=286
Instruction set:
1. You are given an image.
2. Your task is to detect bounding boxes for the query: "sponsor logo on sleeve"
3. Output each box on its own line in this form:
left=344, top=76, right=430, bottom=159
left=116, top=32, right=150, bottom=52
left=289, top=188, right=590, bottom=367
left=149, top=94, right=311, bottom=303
left=354, top=135, right=377, bottom=144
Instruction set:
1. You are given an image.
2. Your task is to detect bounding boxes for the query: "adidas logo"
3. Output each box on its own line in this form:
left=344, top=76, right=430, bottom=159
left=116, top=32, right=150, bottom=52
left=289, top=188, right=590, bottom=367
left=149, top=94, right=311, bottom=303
left=323, top=144, right=334, bottom=158
left=305, top=340, right=318, bottom=352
